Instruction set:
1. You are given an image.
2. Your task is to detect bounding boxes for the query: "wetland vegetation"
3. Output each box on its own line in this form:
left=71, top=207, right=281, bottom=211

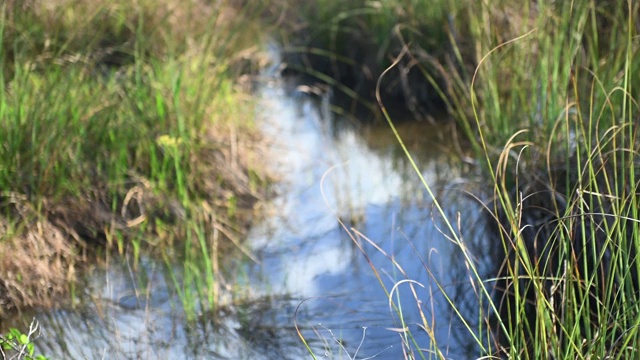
left=2, top=0, right=640, bottom=359
left=0, top=0, right=269, bottom=330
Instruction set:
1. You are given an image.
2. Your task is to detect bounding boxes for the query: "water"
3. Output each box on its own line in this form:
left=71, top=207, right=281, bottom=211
left=247, top=84, right=493, bottom=359
left=6, top=81, right=495, bottom=359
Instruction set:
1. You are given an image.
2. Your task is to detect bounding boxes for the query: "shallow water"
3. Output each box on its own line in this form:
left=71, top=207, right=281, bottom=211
left=6, top=81, right=495, bottom=359
left=247, top=84, right=493, bottom=358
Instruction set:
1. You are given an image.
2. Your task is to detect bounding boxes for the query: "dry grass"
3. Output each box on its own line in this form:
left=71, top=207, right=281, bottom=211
left=0, top=196, right=76, bottom=317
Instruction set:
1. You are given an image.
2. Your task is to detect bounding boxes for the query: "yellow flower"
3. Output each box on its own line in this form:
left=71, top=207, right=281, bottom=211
left=156, top=135, right=182, bottom=149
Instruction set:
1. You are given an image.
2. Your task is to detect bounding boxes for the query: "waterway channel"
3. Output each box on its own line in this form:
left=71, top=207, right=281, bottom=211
left=7, top=78, right=496, bottom=359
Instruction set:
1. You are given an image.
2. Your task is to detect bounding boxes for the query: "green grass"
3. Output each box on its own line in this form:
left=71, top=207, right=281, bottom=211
left=455, top=2, right=640, bottom=356
left=267, top=0, right=458, bottom=120
left=0, top=0, right=269, bottom=318
left=428, top=0, right=640, bottom=358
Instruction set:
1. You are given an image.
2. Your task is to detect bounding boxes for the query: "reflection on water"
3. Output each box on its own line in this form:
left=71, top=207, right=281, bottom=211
left=9, top=81, right=495, bottom=359
left=12, top=257, right=307, bottom=359
left=246, top=83, right=494, bottom=359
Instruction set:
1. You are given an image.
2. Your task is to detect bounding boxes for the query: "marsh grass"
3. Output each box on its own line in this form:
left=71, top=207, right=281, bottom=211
left=267, top=0, right=459, bottom=121
left=0, top=0, right=269, bottom=318
left=455, top=1, right=640, bottom=356
left=403, top=1, right=640, bottom=358
left=431, top=0, right=640, bottom=358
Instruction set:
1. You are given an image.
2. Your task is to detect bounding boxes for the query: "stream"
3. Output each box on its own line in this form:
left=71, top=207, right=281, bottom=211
left=6, top=79, right=496, bottom=359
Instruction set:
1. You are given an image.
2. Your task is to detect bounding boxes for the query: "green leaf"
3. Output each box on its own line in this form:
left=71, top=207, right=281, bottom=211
left=19, top=333, right=28, bottom=345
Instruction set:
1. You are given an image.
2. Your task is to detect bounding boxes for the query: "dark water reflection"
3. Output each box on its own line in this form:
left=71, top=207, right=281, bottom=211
left=7, top=81, right=496, bottom=359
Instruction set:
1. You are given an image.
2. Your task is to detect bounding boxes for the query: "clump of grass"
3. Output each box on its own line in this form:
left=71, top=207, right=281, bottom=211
left=266, top=0, right=462, bottom=121
left=441, top=0, right=640, bottom=357
left=0, top=0, right=269, bottom=316
left=489, top=124, right=640, bottom=358
left=453, top=1, right=638, bottom=153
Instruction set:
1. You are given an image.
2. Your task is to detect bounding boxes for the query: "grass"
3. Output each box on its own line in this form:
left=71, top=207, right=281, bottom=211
left=266, top=0, right=460, bottom=121
left=0, top=0, right=269, bottom=320
left=456, top=2, right=640, bottom=356
left=287, top=0, right=640, bottom=358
